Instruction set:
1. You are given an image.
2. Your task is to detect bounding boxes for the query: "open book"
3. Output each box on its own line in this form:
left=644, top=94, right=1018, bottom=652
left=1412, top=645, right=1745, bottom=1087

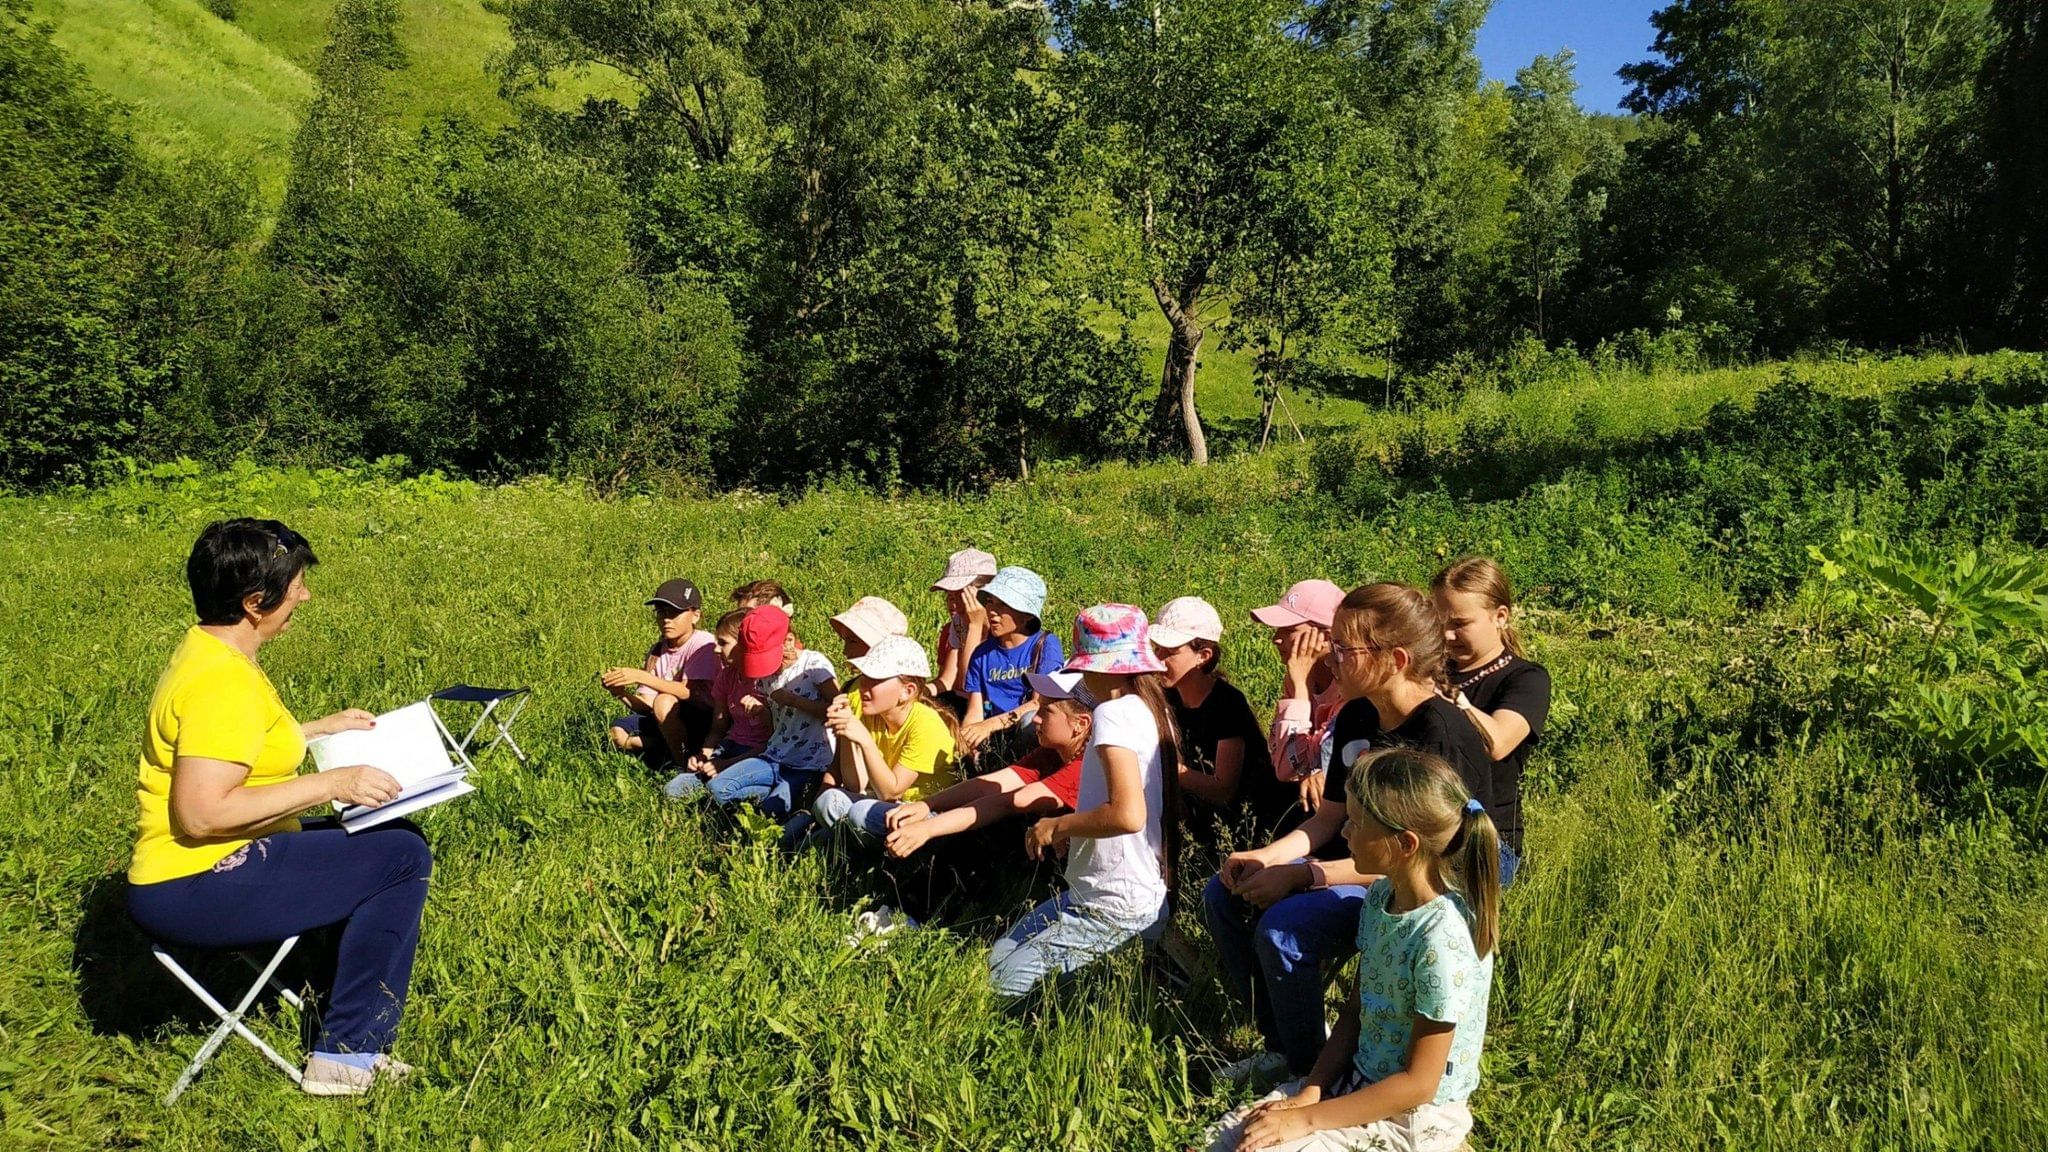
left=308, top=701, right=476, bottom=832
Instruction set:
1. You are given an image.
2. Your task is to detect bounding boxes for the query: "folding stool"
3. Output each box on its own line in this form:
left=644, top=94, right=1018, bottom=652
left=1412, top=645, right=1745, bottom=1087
left=428, top=684, right=532, bottom=769
left=150, top=936, right=304, bottom=1104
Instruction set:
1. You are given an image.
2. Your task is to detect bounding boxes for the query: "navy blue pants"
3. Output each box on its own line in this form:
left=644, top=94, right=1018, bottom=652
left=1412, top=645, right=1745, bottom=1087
left=128, top=819, right=431, bottom=1056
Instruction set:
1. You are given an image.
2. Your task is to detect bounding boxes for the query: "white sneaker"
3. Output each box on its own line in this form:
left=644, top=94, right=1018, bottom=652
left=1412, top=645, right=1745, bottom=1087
left=843, top=904, right=920, bottom=946
left=1216, top=1051, right=1289, bottom=1090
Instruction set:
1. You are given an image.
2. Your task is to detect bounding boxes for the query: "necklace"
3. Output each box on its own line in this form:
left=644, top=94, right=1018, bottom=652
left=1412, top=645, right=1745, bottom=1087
left=1450, top=652, right=1514, bottom=694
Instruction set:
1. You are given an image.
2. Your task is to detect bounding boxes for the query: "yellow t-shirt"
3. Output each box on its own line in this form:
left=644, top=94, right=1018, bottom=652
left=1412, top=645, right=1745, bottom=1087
left=130, top=627, right=307, bottom=885
left=870, top=700, right=956, bottom=804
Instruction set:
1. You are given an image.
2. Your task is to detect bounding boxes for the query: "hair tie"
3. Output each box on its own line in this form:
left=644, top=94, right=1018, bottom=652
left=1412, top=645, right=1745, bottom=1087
left=1464, top=798, right=1485, bottom=816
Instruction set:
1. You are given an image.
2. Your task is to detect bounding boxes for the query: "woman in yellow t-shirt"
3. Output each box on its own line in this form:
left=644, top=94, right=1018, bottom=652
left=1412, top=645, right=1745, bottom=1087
left=125, top=518, right=434, bottom=1098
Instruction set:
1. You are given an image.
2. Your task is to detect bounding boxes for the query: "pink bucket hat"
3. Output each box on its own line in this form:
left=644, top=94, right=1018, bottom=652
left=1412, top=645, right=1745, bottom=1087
left=829, top=596, right=909, bottom=648
left=931, top=548, right=999, bottom=592
left=1063, top=604, right=1168, bottom=675
left=1250, top=579, right=1345, bottom=629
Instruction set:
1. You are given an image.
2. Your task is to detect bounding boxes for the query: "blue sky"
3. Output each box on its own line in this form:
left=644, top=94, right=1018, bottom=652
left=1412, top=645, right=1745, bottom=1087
left=1476, top=0, right=1666, bottom=112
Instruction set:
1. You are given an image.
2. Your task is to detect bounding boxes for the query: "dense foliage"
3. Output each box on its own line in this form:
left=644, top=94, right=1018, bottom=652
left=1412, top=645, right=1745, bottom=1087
left=3, top=0, right=2045, bottom=490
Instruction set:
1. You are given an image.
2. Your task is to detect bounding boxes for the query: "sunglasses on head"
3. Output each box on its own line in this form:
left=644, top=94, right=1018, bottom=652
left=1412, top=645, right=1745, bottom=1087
left=267, top=524, right=307, bottom=558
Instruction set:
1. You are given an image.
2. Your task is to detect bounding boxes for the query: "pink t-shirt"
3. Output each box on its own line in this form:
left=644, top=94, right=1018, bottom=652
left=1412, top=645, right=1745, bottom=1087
left=637, top=631, right=720, bottom=702
left=712, top=664, right=771, bottom=751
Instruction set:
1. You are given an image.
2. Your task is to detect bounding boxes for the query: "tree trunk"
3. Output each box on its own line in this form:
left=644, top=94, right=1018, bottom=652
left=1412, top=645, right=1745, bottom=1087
left=1147, top=279, right=1209, bottom=464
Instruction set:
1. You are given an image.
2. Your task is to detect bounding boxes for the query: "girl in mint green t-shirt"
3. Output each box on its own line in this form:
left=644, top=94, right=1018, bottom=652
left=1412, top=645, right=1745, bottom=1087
left=1201, top=748, right=1502, bottom=1152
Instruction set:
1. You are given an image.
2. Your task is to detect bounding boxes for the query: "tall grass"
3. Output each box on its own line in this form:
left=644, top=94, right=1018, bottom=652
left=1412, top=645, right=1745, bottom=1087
left=3, top=359, right=2045, bottom=1148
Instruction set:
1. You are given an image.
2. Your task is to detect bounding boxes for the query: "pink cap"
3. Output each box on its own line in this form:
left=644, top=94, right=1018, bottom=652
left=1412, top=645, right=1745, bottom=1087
left=1250, top=579, right=1344, bottom=629
left=829, top=596, right=909, bottom=648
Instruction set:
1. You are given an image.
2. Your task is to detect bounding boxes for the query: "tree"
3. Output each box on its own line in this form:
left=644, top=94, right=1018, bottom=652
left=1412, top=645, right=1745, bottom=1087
left=1501, top=52, right=1618, bottom=342
left=1053, top=0, right=1432, bottom=463
left=1981, top=0, right=2048, bottom=343
left=0, top=1, right=233, bottom=487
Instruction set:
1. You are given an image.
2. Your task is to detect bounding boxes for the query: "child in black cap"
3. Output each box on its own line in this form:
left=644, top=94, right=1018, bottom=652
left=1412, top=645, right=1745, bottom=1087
left=605, top=579, right=719, bottom=770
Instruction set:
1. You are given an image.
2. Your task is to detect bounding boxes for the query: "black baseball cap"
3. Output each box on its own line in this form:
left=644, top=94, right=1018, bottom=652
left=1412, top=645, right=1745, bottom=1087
left=645, top=579, right=702, bottom=612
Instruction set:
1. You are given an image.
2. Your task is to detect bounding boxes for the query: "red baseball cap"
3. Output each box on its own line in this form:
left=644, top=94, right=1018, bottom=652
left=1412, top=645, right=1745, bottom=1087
left=738, top=605, right=791, bottom=679
left=1250, top=579, right=1345, bottom=629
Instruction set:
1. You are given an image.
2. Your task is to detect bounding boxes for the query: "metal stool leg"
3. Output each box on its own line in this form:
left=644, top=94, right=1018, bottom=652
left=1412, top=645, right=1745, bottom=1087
left=154, top=937, right=304, bottom=1104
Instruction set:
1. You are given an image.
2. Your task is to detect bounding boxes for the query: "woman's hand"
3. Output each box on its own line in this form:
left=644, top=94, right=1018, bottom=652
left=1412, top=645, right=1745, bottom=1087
left=1281, top=628, right=1328, bottom=697
left=304, top=708, right=376, bottom=738
left=324, top=765, right=403, bottom=809
left=601, top=667, right=649, bottom=692
left=1024, top=816, right=1066, bottom=861
left=1240, top=1084, right=1325, bottom=1151
left=1297, top=769, right=1326, bottom=814
left=885, top=801, right=931, bottom=829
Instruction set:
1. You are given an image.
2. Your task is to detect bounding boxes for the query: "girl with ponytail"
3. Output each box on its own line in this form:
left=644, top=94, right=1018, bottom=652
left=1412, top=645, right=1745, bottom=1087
left=1202, top=749, right=1499, bottom=1152
left=1432, top=557, right=1549, bottom=877
left=989, top=605, right=1181, bottom=1001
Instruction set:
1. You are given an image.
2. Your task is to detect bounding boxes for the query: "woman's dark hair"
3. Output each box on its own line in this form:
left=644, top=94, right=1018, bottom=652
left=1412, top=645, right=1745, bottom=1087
left=188, top=519, right=318, bottom=626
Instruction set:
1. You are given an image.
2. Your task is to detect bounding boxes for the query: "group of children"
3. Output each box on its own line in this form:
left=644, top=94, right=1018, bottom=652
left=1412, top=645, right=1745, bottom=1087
left=602, top=553, right=1552, bottom=1152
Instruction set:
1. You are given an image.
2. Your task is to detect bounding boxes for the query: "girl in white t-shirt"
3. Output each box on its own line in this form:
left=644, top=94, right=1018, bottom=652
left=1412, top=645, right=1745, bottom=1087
left=989, top=604, right=1182, bottom=1000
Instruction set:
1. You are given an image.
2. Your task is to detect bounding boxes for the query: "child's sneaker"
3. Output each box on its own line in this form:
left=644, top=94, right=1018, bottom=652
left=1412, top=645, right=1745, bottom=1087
left=1215, top=1051, right=1289, bottom=1091
left=843, top=904, right=919, bottom=946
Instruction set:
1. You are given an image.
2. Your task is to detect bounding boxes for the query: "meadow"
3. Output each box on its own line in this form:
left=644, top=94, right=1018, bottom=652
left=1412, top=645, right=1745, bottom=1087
left=4, top=354, right=2046, bottom=1150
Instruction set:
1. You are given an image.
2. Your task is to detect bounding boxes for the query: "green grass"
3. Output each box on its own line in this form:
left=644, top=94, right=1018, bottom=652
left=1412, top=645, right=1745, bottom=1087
left=4, top=360, right=2045, bottom=1148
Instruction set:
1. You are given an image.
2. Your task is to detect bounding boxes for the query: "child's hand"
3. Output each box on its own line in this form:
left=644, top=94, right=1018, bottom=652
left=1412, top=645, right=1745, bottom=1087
left=1023, top=816, right=1066, bottom=861
left=1280, top=629, right=1328, bottom=696
left=885, top=801, right=931, bottom=829
left=601, top=667, right=648, bottom=691
left=1297, top=769, right=1326, bottom=813
left=884, top=820, right=932, bottom=859
left=959, top=590, right=987, bottom=630
left=959, top=718, right=1001, bottom=752
left=1219, top=851, right=1267, bottom=891
left=1241, top=1086, right=1324, bottom=1150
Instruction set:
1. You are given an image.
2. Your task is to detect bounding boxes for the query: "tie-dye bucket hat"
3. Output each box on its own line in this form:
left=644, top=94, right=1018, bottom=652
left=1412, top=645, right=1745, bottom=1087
left=1062, top=604, right=1168, bottom=676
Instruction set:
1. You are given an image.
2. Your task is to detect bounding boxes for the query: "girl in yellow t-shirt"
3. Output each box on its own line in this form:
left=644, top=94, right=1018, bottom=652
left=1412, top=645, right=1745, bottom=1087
left=126, top=518, right=434, bottom=1098
left=789, top=635, right=958, bottom=854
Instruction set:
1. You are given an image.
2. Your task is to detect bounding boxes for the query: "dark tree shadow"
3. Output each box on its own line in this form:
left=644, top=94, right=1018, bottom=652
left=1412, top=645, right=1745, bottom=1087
left=70, top=872, right=329, bottom=1044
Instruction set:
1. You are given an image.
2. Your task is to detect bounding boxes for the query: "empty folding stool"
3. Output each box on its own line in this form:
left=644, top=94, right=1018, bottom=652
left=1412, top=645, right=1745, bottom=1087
left=428, top=684, right=532, bottom=769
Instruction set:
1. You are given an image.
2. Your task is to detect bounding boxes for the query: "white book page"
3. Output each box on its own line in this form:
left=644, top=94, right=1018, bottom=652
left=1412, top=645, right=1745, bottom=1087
left=309, top=701, right=474, bottom=829
left=308, top=701, right=456, bottom=788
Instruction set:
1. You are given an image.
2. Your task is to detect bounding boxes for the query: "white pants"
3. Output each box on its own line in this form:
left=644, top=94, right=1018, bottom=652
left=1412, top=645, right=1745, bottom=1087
left=1202, top=1079, right=1473, bottom=1152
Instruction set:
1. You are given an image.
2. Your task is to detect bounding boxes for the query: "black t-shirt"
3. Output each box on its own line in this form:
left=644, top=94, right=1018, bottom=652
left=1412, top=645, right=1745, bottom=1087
left=1322, top=694, right=1513, bottom=855
left=1452, top=655, right=1551, bottom=838
left=1170, top=679, right=1300, bottom=840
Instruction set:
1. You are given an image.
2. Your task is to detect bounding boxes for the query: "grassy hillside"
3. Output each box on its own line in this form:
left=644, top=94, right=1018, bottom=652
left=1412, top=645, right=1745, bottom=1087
left=5, top=355, right=2045, bottom=1148
left=29, top=0, right=313, bottom=208
left=27, top=0, right=626, bottom=211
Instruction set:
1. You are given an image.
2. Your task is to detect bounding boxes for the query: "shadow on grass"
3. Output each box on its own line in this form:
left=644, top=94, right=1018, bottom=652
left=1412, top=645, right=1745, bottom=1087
left=69, top=872, right=330, bottom=1044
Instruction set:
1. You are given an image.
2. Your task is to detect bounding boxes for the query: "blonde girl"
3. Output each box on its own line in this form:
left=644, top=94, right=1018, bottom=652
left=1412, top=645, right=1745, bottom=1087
left=1202, top=748, right=1499, bottom=1152
left=1432, top=557, right=1549, bottom=883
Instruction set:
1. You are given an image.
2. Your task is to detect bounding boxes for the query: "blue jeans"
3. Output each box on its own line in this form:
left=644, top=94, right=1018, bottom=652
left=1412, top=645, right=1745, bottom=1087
left=127, top=819, right=431, bottom=1056
left=988, top=890, right=1167, bottom=1001
left=1201, top=870, right=1367, bottom=1074
left=780, top=788, right=901, bottom=853
left=672, top=756, right=820, bottom=820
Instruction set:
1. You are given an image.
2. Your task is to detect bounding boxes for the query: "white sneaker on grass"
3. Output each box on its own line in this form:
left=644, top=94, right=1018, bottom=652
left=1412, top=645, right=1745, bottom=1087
left=843, top=904, right=920, bottom=946
left=302, top=1053, right=414, bottom=1096
left=1216, top=1050, right=1289, bottom=1091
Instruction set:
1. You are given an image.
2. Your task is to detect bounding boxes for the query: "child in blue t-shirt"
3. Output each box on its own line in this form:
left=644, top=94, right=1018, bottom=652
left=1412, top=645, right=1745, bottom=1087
left=959, top=566, right=1063, bottom=758
left=1201, top=748, right=1501, bottom=1152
